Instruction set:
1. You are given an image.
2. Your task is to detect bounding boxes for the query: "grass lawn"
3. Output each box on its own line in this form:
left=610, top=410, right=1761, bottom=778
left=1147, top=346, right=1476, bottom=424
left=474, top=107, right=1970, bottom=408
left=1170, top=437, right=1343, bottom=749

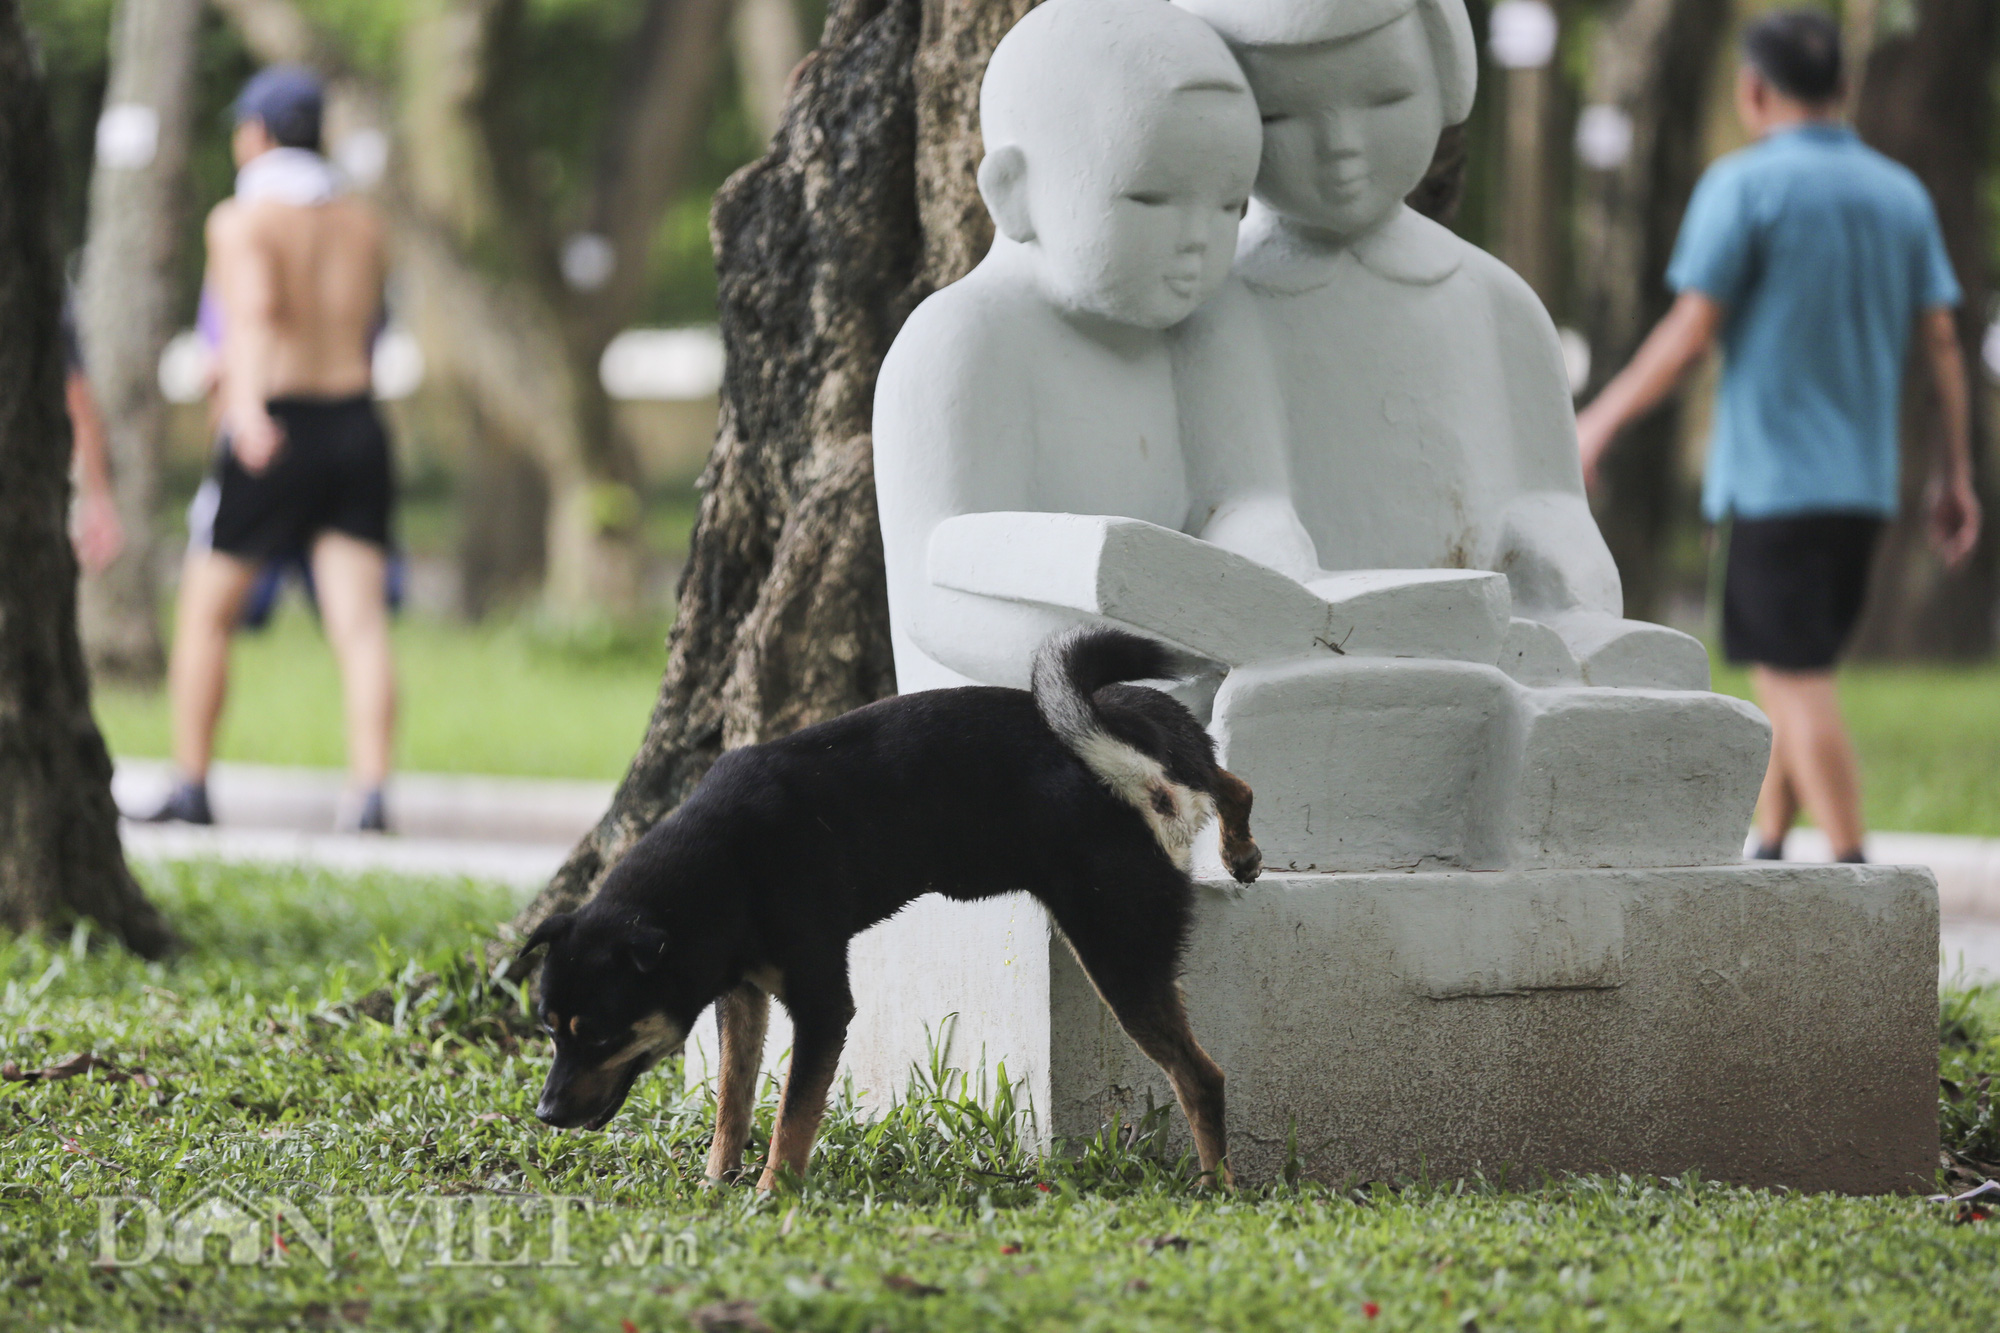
left=3, top=864, right=1999, bottom=1331
left=1711, top=660, right=2000, bottom=839
left=93, top=615, right=2000, bottom=837
left=93, top=609, right=668, bottom=781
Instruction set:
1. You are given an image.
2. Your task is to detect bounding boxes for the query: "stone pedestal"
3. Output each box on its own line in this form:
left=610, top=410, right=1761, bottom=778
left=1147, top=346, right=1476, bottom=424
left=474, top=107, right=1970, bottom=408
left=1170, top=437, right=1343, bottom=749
left=689, top=862, right=1938, bottom=1194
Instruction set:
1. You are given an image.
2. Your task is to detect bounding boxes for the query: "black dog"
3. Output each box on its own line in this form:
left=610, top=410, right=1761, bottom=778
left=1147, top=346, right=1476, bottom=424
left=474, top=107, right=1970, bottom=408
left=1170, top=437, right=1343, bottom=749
left=519, top=626, right=1261, bottom=1188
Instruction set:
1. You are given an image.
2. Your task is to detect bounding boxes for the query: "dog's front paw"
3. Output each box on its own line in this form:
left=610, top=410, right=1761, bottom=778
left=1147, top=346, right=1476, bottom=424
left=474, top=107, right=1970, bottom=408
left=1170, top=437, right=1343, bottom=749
left=1225, top=841, right=1262, bottom=885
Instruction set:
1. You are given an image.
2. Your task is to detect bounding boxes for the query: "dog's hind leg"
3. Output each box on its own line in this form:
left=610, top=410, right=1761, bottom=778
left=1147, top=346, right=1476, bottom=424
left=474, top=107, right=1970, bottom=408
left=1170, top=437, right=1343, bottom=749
left=706, top=984, right=770, bottom=1183
left=756, top=988, right=854, bottom=1192
left=1212, top=768, right=1261, bottom=884
left=1056, top=907, right=1232, bottom=1188
left=1100, top=983, right=1231, bottom=1189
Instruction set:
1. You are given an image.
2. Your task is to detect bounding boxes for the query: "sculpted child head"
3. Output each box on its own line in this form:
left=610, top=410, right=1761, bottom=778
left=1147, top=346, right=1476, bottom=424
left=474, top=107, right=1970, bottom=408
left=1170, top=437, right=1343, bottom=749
left=978, top=0, right=1261, bottom=329
left=1176, top=0, right=1477, bottom=238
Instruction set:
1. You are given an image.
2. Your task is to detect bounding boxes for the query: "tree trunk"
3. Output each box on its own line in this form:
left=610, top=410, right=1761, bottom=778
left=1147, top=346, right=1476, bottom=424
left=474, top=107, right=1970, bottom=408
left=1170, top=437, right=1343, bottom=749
left=1847, top=0, right=1997, bottom=660
left=1573, top=0, right=1732, bottom=621
left=74, top=0, right=205, bottom=683
left=454, top=409, right=550, bottom=619
left=0, top=0, right=176, bottom=958
left=500, top=0, right=997, bottom=955
left=733, top=0, right=809, bottom=143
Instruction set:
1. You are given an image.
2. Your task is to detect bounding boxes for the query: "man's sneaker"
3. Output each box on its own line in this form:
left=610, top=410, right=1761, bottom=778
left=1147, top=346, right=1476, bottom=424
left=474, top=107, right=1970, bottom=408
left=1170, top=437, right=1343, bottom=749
left=337, top=788, right=389, bottom=835
left=138, top=780, right=213, bottom=826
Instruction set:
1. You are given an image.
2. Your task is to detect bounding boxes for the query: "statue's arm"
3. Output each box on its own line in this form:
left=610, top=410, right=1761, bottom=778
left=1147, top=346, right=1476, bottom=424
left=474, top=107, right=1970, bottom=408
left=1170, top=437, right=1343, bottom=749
left=872, top=301, right=1097, bottom=688
left=1172, top=280, right=1322, bottom=582
left=1474, top=267, right=1710, bottom=688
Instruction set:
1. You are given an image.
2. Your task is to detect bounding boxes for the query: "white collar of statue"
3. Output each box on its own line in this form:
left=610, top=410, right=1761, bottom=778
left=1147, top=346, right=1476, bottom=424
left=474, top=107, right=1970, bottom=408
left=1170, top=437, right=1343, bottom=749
left=234, top=147, right=342, bottom=206
left=1234, top=202, right=1462, bottom=295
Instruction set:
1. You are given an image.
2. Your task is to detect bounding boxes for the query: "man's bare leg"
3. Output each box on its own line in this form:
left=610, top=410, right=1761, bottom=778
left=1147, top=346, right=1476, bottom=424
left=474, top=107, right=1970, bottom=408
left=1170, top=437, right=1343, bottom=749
left=1752, top=742, right=1801, bottom=856
left=311, top=531, right=396, bottom=801
left=166, top=551, right=260, bottom=785
left=1752, top=666, right=1865, bottom=860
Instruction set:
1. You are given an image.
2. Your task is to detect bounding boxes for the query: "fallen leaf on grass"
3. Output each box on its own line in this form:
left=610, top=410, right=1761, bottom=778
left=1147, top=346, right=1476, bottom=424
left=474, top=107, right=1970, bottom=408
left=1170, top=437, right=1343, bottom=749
left=690, top=1300, right=773, bottom=1333
left=882, top=1273, right=945, bottom=1297
left=1, top=1053, right=156, bottom=1087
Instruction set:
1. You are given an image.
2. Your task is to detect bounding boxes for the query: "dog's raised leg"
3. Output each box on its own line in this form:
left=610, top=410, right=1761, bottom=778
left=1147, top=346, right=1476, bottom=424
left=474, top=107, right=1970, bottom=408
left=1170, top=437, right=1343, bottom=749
left=755, top=993, right=853, bottom=1192
left=1212, top=768, right=1261, bottom=884
left=705, top=984, right=770, bottom=1183
left=1104, top=985, right=1232, bottom=1188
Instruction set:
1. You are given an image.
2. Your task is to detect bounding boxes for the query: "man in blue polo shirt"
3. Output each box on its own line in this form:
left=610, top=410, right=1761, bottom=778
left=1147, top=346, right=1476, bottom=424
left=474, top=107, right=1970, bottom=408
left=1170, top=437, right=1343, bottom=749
left=1576, top=8, right=1979, bottom=864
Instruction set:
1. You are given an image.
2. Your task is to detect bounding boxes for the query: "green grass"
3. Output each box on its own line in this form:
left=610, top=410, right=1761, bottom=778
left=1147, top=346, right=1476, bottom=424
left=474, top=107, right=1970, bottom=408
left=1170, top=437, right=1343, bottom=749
left=93, top=608, right=667, bottom=781
left=1712, top=660, right=2000, bottom=839
left=92, top=601, right=2000, bottom=834
left=4, top=864, right=2000, bottom=1331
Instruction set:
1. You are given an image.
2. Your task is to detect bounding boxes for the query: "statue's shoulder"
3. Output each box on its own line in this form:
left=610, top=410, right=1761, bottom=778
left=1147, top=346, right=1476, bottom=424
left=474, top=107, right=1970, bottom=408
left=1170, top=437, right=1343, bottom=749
left=882, top=271, right=1035, bottom=385
left=1348, top=206, right=1464, bottom=288
left=1438, top=229, right=1560, bottom=340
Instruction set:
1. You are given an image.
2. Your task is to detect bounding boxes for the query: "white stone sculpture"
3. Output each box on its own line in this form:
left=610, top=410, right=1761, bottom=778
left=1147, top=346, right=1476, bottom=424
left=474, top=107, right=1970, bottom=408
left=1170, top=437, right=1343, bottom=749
left=873, top=0, right=1268, bottom=695
left=1173, top=0, right=1707, bottom=690
left=689, top=0, right=1937, bottom=1193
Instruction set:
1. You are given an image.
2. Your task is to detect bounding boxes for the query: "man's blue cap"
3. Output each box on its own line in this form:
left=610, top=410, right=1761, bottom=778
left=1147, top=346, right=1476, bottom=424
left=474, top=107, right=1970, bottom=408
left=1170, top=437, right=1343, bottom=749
left=235, top=65, right=323, bottom=150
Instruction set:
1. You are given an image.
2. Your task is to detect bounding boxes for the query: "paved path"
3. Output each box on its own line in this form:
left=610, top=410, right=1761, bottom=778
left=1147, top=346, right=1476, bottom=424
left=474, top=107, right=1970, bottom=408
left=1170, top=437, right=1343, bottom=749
left=115, top=760, right=610, bottom=845
left=120, top=823, right=564, bottom=891
left=113, top=761, right=2000, bottom=982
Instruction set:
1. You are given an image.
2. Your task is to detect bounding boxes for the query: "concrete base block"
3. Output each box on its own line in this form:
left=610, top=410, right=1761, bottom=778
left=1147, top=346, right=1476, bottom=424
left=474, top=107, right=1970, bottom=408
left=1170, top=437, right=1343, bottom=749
left=1209, top=659, right=1772, bottom=873
left=686, top=863, right=1938, bottom=1194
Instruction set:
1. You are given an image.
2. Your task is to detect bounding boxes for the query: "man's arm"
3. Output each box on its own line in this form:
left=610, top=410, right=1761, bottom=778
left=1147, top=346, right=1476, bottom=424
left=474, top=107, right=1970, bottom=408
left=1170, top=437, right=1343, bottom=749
left=206, top=203, right=284, bottom=473
left=1575, top=291, right=1724, bottom=491
left=65, top=368, right=123, bottom=571
left=1922, top=306, right=1982, bottom=568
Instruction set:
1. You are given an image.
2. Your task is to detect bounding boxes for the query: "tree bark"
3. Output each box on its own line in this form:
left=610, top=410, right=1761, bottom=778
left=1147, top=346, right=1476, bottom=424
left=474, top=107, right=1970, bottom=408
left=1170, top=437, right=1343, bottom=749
left=0, top=0, right=176, bottom=958
left=1572, top=0, right=1731, bottom=621
left=1847, top=0, right=1997, bottom=660
left=74, top=0, right=205, bottom=683
left=500, top=0, right=994, bottom=957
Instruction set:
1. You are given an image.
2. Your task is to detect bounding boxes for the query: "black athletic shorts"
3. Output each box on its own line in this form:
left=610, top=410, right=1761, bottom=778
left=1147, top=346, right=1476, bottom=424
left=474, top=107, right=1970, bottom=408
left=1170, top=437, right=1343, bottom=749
left=1721, top=511, right=1885, bottom=671
left=192, top=395, right=394, bottom=560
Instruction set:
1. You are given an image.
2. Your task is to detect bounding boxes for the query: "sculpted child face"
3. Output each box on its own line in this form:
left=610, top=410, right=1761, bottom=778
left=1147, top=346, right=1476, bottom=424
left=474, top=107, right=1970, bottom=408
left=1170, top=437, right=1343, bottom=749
left=983, top=86, right=1261, bottom=330
left=1239, top=11, right=1443, bottom=238
left=978, top=0, right=1262, bottom=330
left=1026, top=89, right=1261, bottom=329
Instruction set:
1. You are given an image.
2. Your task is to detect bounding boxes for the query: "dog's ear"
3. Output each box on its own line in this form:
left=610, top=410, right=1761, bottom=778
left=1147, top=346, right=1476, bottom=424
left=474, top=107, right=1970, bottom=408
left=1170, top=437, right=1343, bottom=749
left=517, top=912, right=575, bottom=961
left=626, top=925, right=670, bottom=975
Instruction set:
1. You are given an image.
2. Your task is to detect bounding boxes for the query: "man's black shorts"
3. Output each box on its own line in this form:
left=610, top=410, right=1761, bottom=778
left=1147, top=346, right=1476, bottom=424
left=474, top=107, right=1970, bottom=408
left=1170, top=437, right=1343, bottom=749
left=192, top=395, right=394, bottom=560
left=1721, top=511, right=1885, bottom=671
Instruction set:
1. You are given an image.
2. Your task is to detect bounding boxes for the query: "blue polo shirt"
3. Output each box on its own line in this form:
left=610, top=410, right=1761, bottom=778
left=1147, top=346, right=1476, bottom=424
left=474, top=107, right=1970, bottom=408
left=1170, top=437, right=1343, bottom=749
left=1666, top=123, right=1960, bottom=521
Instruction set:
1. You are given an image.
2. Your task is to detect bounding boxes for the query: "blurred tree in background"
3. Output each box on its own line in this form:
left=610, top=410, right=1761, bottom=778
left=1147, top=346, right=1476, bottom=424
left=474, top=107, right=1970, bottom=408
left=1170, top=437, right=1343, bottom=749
left=72, top=0, right=205, bottom=685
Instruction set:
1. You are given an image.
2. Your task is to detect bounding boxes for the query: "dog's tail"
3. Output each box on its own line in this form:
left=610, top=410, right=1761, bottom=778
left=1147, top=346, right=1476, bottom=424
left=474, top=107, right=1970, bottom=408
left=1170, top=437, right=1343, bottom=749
left=1030, top=625, right=1203, bottom=756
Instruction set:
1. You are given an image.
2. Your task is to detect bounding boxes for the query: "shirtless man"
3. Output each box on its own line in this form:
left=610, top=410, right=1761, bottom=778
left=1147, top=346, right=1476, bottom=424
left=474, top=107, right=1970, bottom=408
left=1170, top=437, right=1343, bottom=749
left=145, top=66, right=395, bottom=831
